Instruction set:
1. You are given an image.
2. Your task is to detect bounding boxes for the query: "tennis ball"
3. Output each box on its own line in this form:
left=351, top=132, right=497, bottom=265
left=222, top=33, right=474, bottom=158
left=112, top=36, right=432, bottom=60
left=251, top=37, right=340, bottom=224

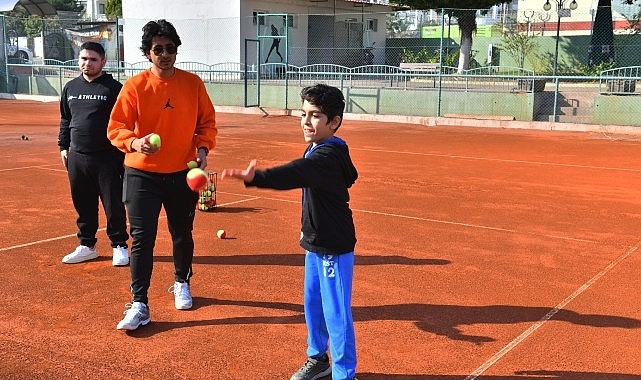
left=149, top=133, right=161, bottom=148
left=187, top=160, right=198, bottom=169
left=217, top=229, right=226, bottom=239
left=186, top=168, right=208, bottom=192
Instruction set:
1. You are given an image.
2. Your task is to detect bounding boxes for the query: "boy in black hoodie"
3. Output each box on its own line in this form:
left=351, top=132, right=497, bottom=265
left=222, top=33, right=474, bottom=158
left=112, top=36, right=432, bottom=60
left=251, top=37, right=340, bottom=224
left=222, top=84, right=358, bottom=380
left=58, top=41, right=129, bottom=266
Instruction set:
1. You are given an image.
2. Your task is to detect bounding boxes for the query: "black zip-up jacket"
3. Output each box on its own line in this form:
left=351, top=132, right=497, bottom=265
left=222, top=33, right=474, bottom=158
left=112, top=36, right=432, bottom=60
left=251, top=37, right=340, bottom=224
left=58, top=73, right=123, bottom=154
left=247, top=136, right=358, bottom=255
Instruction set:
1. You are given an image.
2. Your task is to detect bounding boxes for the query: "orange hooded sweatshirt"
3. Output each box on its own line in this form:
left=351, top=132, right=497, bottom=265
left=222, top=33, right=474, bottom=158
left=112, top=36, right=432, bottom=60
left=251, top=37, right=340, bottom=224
left=108, top=68, right=217, bottom=173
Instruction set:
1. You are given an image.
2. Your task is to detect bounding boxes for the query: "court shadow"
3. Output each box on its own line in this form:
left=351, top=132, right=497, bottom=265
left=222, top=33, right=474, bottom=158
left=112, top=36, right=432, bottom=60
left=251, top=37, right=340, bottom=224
left=200, top=206, right=262, bottom=214
left=157, top=253, right=450, bottom=266
left=354, top=372, right=641, bottom=379
left=374, top=303, right=641, bottom=344
left=126, top=297, right=641, bottom=341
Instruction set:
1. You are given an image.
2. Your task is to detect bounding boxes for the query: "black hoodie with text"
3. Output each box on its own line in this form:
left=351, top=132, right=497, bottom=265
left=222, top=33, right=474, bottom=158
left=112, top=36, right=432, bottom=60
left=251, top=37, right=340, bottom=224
left=247, top=136, right=358, bottom=255
left=58, top=73, right=123, bottom=154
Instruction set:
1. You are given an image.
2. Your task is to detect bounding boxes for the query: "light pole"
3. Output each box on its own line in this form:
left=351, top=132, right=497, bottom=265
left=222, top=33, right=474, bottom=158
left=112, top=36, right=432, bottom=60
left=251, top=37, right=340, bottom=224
left=543, top=0, right=578, bottom=76
left=523, top=10, right=534, bottom=37
left=538, top=12, right=551, bottom=36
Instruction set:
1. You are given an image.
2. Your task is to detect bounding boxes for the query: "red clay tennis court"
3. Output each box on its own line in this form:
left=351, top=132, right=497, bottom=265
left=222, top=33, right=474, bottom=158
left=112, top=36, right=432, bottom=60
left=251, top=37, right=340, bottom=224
left=1, top=99, right=640, bottom=379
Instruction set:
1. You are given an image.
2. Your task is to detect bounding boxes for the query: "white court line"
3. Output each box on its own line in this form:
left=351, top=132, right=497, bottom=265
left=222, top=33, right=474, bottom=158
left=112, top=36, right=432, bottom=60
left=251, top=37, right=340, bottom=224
left=0, top=233, right=77, bottom=252
left=222, top=136, right=641, bottom=173
left=353, top=148, right=641, bottom=173
left=0, top=165, right=60, bottom=173
left=0, top=192, right=595, bottom=251
left=218, top=192, right=596, bottom=244
left=464, top=241, right=640, bottom=380
left=0, top=197, right=259, bottom=252
left=353, top=209, right=596, bottom=244
left=215, top=196, right=261, bottom=207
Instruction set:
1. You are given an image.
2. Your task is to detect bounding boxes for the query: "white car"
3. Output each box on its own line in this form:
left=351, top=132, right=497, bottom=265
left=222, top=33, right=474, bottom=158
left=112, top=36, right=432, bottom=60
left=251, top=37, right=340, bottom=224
left=7, top=44, right=33, bottom=62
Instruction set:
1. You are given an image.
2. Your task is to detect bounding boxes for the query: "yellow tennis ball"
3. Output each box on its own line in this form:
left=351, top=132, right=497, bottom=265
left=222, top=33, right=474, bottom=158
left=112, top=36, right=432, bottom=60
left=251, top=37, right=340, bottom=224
left=217, top=230, right=226, bottom=239
left=149, top=133, right=161, bottom=148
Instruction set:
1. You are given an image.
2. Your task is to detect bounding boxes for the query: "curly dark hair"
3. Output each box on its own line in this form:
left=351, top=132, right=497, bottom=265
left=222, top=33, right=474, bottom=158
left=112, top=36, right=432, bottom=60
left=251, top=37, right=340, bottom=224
left=140, top=19, right=182, bottom=56
left=300, top=84, right=345, bottom=130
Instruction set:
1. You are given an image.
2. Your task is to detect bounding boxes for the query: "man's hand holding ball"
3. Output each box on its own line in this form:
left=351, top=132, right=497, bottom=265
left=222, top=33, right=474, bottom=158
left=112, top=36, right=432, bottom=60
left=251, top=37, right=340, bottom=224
left=131, top=133, right=161, bottom=155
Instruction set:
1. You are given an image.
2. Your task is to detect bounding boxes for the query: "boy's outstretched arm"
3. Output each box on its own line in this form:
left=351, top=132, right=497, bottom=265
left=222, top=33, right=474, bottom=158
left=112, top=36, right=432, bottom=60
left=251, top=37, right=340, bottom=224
left=221, top=159, right=257, bottom=183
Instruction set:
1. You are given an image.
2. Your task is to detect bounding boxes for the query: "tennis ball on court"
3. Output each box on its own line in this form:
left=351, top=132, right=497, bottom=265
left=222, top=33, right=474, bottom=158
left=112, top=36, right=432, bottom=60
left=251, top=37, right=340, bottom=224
left=149, top=133, right=161, bottom=148
left=217, top=229, right=226, bottom=239
left=187, top=160, right=198, bottom=169
left=186, top=168, right=208, bottom=192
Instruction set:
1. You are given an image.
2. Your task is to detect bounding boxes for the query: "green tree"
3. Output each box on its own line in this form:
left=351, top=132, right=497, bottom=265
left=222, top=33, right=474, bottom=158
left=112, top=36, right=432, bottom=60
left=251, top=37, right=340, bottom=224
left=23, top=15, right=42, bottom=39
left=498, top=27, right=539, bottom=69
left=48, top=0, right=83, bottom=12
left=624, top=0, right=641, bottom=31
left=392, top=0, right=513, bottom=73
left=386, top=12, right=411, bottom=38
left=105, top=0, right=122, bottom=19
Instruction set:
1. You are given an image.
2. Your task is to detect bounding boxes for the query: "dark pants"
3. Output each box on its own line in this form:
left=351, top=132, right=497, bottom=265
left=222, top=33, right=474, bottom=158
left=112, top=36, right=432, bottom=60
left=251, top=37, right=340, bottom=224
left=67, top=149, right=128, bottom=248
left=123, top=167, right=199, bottom=305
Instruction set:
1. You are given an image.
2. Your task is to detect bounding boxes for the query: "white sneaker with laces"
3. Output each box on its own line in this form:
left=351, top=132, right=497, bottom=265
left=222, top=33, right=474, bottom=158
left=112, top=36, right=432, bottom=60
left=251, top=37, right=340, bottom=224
left=116, top=302, right=150, bottom=330
left=62, top=245, right=98, bottom=264
left=112, top=246, right=129, bottom=266
left=169, top=281, right=193, bottom=310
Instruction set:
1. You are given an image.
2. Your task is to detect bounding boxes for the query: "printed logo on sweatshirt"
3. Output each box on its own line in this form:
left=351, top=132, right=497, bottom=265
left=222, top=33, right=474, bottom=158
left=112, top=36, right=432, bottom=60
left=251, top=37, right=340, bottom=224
left=163, top=98, right=175, bottom=109
left=68, top=94, right=107, bottom=101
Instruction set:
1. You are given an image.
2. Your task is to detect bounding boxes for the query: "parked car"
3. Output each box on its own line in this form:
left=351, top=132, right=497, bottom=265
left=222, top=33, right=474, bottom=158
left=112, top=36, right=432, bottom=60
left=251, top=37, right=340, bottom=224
left=7, top=44, right=33, bottom=62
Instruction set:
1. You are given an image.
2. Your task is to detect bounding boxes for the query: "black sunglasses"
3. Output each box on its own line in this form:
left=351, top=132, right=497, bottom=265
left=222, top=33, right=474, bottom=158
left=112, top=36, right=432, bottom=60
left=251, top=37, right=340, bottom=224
left=151, top=45, right=177, bottom=56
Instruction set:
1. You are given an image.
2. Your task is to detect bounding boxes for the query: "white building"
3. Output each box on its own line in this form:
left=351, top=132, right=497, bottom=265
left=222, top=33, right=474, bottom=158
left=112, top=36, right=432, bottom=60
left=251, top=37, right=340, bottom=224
left=121, top=0, right=393, bottom=66
left=517, top=0, right=635, bottom=36
left=80, top=0, right=108, bottom=21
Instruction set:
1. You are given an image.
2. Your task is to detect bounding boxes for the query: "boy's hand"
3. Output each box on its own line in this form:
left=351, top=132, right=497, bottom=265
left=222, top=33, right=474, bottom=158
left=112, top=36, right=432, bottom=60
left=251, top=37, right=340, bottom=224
left=221, top=159, right=256, bottom=183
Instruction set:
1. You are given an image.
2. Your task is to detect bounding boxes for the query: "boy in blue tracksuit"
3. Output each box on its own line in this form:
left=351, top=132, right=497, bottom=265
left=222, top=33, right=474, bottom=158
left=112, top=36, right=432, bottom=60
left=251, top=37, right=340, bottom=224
left=222, top=83, right=358, bottom=380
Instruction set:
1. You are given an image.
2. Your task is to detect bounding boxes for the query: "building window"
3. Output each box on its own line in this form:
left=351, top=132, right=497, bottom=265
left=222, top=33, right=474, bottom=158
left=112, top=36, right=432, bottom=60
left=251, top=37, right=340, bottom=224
left=253, top=11, right=266, bottom=26
left=366, top=19, right=378, bottom=32
left=282, top=14, right=297, bottom=29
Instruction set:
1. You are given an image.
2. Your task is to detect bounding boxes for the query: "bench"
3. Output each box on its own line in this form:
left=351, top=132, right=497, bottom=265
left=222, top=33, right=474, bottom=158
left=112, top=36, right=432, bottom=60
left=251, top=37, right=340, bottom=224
left=399, top=62, right=441, bottom=74
left=399, top=62, right=441, bottom=87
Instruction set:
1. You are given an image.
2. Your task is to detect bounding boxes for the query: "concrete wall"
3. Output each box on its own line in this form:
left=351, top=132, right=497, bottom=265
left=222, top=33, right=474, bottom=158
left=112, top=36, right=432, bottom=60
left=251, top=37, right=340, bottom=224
left=20, top=74, right=641, bottom=126
left=204, top=82, right=535, bottom=121
left=594, top=94, right=641, bottom=126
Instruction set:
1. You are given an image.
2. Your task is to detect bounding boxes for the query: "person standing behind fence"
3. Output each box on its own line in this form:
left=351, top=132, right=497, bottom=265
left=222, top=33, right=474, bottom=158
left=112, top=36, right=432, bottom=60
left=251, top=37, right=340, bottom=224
left=108, top=19, right=217, bottom=331
left=58, top=41, right=130, bottom=267
left=222, top=84, right=358, bottom=380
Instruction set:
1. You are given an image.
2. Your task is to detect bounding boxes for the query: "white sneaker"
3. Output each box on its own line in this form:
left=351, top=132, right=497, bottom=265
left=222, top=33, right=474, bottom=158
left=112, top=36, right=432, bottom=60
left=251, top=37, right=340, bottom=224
left=169, top=281, right=192, bottom=310
left=116, top=302, right=150, bottom=330
left=112, top=246, right=129, bottom=266
left=62, top=245, right=98, bottom=264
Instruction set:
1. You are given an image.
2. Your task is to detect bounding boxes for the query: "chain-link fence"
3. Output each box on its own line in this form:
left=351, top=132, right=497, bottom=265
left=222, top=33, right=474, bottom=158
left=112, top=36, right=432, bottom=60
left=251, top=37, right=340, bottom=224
left=3, top=6, right=641, bottom=126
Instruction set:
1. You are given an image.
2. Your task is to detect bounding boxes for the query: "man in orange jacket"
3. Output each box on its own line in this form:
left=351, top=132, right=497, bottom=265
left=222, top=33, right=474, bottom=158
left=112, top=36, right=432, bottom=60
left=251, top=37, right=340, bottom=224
left=108, top=19, right=217, bottom=331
